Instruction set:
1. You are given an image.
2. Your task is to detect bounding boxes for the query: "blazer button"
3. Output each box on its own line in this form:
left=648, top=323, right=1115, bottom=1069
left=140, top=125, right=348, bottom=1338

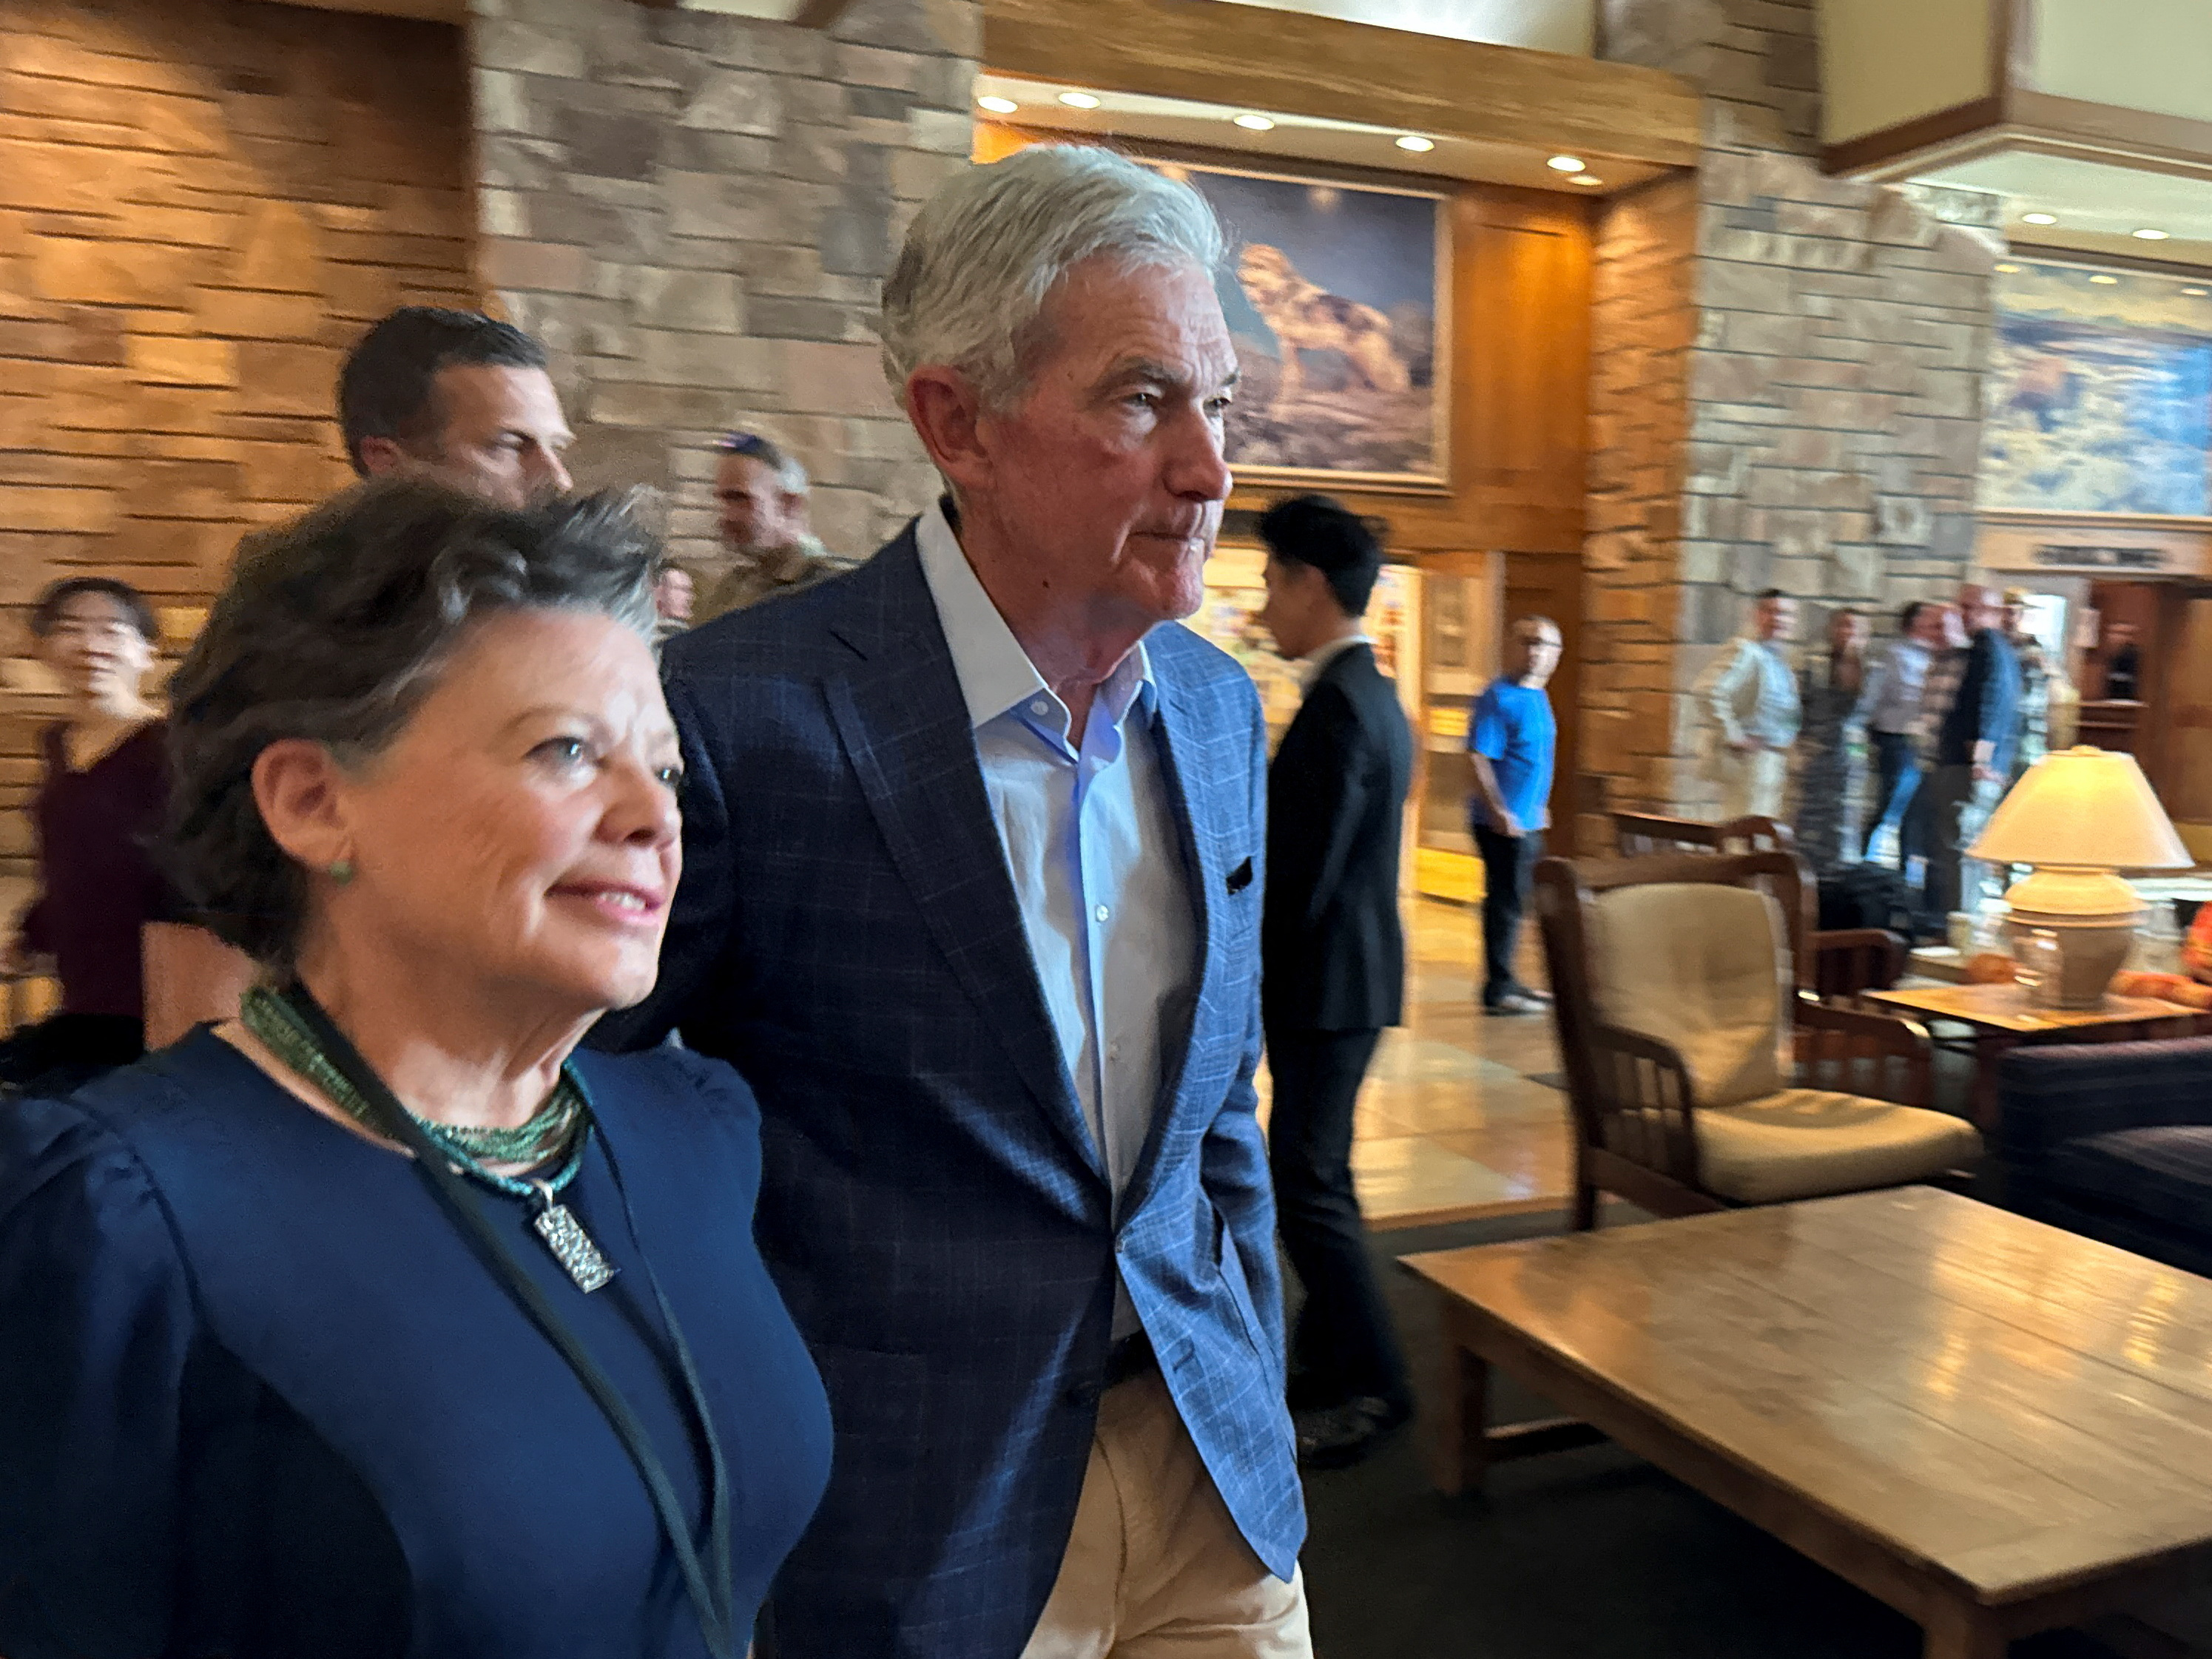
left=1064, top=1381, right=1102, bottom=1409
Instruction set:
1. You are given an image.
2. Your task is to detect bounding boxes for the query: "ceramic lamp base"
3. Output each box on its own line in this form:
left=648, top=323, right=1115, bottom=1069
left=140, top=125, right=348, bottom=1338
left=2002, top=904, right=2145, bottom=1008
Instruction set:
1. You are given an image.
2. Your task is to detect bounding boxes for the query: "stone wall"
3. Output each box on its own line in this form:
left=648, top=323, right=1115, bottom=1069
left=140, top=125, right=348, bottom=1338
left=1584, top=0, right=1997, bottom=827
left=468, top=0, right=979, bottom=583
left=1579, top=171, right=1697, bottom=844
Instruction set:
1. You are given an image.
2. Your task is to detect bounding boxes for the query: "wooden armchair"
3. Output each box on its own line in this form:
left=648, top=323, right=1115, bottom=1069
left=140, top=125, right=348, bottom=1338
left=1608, top=812, right=1906, bottom=1003
left=1536, top=851, right=1980, bottom=1229
left=1611, top=811, right=1793, bottom=858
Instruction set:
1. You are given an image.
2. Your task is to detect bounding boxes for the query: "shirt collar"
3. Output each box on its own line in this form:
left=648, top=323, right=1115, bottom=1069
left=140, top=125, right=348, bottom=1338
left=914, top=499, right=1155, bottom=735
left=1299, top=632, right=1370, bottom=689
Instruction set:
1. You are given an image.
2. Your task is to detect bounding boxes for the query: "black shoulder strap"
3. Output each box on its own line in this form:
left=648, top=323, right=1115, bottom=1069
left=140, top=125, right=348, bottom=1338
left=277, top=986, right=735, bottom=1658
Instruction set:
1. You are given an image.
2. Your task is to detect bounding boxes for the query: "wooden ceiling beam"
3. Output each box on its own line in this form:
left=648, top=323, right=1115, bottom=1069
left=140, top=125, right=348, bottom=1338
left=982, top=0, right=1702, bottom=171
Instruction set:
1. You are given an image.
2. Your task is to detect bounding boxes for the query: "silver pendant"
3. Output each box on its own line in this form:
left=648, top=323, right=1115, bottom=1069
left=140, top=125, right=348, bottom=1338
left=531, top=1182, right=616, bottom=1293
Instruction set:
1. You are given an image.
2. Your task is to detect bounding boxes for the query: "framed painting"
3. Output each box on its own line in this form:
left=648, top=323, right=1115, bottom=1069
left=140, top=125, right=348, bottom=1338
left=1147, top=159, right=1451, bottom=492
left=1983, top=258, right=2212, bottom=516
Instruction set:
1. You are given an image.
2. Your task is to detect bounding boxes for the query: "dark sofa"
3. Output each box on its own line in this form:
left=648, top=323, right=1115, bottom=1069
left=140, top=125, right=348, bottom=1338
left=1995, top=1037, right=2212, bottom=1278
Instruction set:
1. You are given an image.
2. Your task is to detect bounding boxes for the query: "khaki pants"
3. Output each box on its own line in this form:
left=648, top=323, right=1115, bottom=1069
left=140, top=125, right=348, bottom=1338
left=1019, top=1369, right=1312, bottom=1659
left=1713, top=746, right=1788, bottom=820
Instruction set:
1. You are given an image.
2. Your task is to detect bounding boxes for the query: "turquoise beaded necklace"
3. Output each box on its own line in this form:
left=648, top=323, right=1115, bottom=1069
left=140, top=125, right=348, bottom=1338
left=240, top=984, right=615, bottom=1291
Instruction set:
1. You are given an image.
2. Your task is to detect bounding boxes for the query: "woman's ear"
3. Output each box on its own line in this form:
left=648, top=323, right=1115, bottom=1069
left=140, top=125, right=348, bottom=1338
left=250, top=739, right=354, bottom=874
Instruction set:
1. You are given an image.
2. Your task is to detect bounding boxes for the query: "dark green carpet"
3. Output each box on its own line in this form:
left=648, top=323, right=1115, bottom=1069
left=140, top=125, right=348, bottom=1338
left=1295, top=1212, right=2125, bottom=1659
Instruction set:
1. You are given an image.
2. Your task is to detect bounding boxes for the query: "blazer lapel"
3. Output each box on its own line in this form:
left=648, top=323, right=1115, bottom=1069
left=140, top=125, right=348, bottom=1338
left=825, top=542, right=1105, bottom=1184
left=1120, top=658, right=1233, bottom=1216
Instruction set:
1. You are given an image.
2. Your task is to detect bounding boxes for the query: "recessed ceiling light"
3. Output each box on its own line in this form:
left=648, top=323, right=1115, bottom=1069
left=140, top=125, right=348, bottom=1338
left=2134, top=228, right=2171, bottom=240
left=1233, top=113, right=1275, bottom=131
left=977, top=95, right=1018, bottom=115
left=1547, top=155, right=1585, bottom=172
left=2091, top=274, right=2120, bottom=284
left=1996, top=263, right=2021, bottom=273
left=1395, top=135, right=1434, bottom=152
left=2022, top=212, right=2058, bottom=226
left=1571, top=174, right=1602, bottom=186
left=2186, top=287, right=2208, bottom=297
left=1058, top=91, right=1100, bottom=109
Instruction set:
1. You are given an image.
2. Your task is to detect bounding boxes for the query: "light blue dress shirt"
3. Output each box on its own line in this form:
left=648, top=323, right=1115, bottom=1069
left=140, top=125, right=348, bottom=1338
left=1858, top=636, right=1933, bottom=736
left=915, top=504, right=1196, bottom=1335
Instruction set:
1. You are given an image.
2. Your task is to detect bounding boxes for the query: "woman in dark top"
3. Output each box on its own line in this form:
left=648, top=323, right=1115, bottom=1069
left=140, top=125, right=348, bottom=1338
left=3, top=578, right=168, bottom=1085
left=0, top=483, right=832, bottom=1658
left=1793, top=605, right=1869, bottom=871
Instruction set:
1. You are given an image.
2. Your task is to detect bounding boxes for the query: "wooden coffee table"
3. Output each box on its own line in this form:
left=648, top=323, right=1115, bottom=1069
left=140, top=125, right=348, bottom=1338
left=1863, top=981, right=2210, bottom=1128
left=1408, top=1189, right=2212, bottom=1658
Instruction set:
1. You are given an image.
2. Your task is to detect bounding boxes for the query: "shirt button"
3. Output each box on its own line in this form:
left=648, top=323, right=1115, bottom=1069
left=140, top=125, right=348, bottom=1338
left=1094, top=904, right=1110, bottom=923
left=1031, top=699, right=1049, bottom=717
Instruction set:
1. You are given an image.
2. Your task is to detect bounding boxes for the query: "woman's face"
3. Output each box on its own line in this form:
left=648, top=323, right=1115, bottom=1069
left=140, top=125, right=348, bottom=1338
left=326, top=608, right=682, bottom=1018
left=38, top=591, right=152, bottom=703
left=1830, top=611, right=1868, bottom=655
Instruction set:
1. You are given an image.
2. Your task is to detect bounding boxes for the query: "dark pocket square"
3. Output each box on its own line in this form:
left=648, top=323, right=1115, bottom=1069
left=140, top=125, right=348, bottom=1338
left=1226, top=857, right=1254, bottom=894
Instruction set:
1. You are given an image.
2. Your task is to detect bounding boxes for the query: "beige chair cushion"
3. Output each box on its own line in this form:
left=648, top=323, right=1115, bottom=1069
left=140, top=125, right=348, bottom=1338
left=1585, top=883, right=1790, bottom=1109
left=1695, top=1090, right=1983, bottom=1205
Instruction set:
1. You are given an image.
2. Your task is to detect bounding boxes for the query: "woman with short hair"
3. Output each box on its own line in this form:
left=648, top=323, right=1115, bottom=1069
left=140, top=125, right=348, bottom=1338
left=3, top=577, right=168, bottom=1088
left=0, top=482, right=830, bottom=1658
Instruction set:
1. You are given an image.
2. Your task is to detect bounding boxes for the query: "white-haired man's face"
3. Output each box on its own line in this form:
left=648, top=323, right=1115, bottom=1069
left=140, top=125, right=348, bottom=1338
left=920, top=254, right=1238, bottom=636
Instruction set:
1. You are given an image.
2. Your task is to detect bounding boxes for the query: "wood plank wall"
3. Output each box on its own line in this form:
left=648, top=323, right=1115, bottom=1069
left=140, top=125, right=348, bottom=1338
left=0, top=0, right=479, bottom=877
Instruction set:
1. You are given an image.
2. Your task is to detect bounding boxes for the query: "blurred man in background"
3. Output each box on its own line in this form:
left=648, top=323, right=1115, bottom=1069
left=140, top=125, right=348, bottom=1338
left=1467, top=616, right=1562, bottom=1017
left=1696, top=589, right=1800, bottom=820
left=1855, top=598, right=1949, bottom=865
left=695, top=431, right=857, bottom=620
left=1919, top=583, right=2021, bottom=931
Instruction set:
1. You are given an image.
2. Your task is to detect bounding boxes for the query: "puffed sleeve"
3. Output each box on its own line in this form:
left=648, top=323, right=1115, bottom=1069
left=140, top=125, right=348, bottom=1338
left=0, top=1096, right=196, bottom=1659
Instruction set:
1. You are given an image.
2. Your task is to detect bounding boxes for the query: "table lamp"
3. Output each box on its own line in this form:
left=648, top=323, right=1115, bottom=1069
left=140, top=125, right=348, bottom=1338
left=1969, top=746, right=2194, bottom=1007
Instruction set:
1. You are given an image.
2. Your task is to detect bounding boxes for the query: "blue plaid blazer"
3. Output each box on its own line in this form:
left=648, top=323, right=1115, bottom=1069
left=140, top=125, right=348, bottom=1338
left=600, top=525, right=1304, bottom=1658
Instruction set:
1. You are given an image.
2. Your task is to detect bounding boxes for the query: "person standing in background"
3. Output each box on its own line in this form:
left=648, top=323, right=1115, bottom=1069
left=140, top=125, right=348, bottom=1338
left=1467, top=616, right=1562, bottom=1017
left=2003, top=588, right=2054, bottom=782
left=2, top=580, right=169, bottom=1092
left=1855, top=599, right=1946, bottom=865
left=339, top=306, right=575, bottom=508
left=1696, top=589, right=1801, bottom=819
left=2102, top=619, right=2142, bottom=701
left=653, top=563, right=695, bottom=645
left=1920, top=583, right=2022, bottom=930
left=1793, top=607, right=1867, bottom=871
left=1253, top=494, right=1414, bottom=1473
left=694, top=432, right=858, bottom=621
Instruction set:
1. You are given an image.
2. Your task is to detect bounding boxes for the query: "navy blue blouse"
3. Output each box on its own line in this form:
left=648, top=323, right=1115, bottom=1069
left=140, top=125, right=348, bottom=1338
left=0, top=1031, right=832, bottom=1659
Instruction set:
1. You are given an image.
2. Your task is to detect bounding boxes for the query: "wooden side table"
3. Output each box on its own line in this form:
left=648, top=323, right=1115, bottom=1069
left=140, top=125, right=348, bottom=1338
left=1863, top=981, right=2212, bottom=1128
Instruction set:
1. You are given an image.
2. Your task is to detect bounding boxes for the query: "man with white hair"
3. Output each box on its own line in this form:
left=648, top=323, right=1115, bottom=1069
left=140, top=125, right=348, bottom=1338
left=599, top=146, right=1306, bottom=1656
left=694, top=430, right=859, bottom=620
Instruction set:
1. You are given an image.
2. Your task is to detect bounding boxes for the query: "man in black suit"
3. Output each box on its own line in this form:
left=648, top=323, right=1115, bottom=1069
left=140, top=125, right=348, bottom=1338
left=1255, top=494, right=1414, bottom=1471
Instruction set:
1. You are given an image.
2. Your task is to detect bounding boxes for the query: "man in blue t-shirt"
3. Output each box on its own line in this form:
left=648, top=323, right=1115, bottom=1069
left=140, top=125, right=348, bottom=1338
left=1467, top=616, right=1562, bottom=1015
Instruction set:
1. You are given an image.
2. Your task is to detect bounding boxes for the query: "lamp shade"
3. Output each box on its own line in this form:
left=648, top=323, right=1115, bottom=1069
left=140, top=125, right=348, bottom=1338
left=1970, top=746, right=2193, bottom=870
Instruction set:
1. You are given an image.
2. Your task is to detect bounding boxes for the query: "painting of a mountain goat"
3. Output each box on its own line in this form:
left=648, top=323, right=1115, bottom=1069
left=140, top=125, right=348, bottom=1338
left=1149, top=160, right=1448, bottom=489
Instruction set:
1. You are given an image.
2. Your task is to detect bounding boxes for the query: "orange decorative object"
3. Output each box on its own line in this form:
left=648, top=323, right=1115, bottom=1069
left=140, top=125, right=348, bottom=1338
left=2113, top=970, right=2212, bottom=1008
left=2185, top=905, right=2212, bottom=985
left=1963, top=953, right=2017, bottom=984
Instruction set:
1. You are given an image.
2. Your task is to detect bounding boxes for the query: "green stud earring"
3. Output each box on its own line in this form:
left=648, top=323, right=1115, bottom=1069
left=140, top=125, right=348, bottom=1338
left=328, top=859, right=355, bottom=885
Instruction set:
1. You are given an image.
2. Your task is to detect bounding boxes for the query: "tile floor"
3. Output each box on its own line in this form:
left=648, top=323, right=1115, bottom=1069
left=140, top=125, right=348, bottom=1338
left=1261, top=897, right=1574, bottom=1231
